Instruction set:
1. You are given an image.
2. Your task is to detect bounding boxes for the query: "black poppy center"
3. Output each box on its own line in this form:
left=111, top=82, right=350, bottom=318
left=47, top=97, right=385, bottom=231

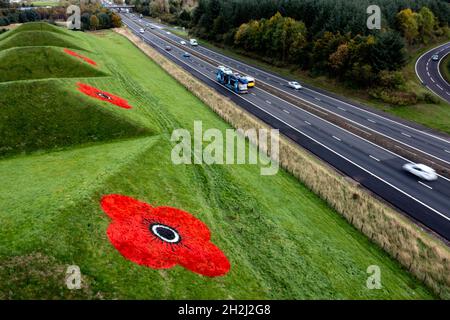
left=150, top=223, right=181, bottom=244
left=97, top=92, right=112, bottom=100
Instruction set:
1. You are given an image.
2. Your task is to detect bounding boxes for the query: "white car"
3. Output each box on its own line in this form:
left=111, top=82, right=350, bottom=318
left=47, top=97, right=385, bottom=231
left=190, top=39, right=198, bottom=46
left=288, top=81, right=302, bottom=90
left=180, top=40, right=187, bottom=45
left=139, top=28, right=145, bottom=34
left=166, top=31, right=171, bottom=35
left=402, top=163, right=438, bottom=181
left=431, top=54, right=439, bottom=61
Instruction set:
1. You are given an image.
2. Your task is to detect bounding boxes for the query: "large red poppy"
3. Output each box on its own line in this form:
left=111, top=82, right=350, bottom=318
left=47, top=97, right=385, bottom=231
left=77, top=83, right=133, bottom=109
left=100, top=194, right=231, bottom=277
left=63, top=48, right=97, bottom=66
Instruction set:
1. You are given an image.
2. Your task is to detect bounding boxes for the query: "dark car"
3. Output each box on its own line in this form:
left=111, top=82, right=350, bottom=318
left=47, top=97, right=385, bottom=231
left=182, top=52, right=191, bottom=58
left=165, top=46, right=172, bottom=51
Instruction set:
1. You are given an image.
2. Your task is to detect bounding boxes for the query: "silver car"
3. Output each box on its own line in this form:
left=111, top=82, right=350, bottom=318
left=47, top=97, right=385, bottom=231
left=402, top=163, right=438, bottom=181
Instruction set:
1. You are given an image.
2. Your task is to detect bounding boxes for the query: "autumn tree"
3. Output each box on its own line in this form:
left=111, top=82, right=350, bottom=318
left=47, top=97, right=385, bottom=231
left=90, top=14, right=99, bottom=30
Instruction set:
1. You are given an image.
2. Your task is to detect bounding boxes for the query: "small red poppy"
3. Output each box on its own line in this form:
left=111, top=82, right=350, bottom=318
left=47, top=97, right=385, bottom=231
left=77, top=83, right=133, bottom=109
left=101, top=194, right=231, bottom=277
left=63, top=48, right=97, bottom=66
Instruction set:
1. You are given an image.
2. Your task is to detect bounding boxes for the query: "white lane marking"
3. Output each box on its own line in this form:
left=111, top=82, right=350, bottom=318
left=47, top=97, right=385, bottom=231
left=401, top=132, right=412, bottom=138
left=333, top=136, right=342, bottom=141
left=146, top=19, right=450, bottom=149
left=427, top=72, right=430, bottom=76
left=369, top=155, right=380, bottom=162
left=283, top=109, right=290, bottom=114
left=314, top=97, right=321, bottom=101
left=436, top=84, right=444, bottom=90
left=304, top=121, right=311, bottom=125
left=445, top=149, right=450, bottom=153
left=431, top=77, right=435, bottom=83
left=367, top=119, right=376, bottom=123
left=265, top=100, right=272, bottom=104
left=128, top=17, right=450, bottom=179
left=338, top=107, right=346, bottom=111
left=129, top=29, right=450, bottom=221
left=418, top=181, right=433, bottom=190
left=250, top=92, right=256, bottom=96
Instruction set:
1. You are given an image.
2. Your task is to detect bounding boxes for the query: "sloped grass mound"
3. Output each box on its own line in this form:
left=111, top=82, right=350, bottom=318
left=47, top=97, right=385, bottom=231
left=0, top=22, right=71, bottom=41
left=0, top=30, right=84, bottom=51
left=0, top=47, right=104, bottom=82
left=0, top=81, right=151, bottom=158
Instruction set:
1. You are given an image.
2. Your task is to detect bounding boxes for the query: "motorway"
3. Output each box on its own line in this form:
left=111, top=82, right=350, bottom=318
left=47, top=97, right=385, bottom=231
left=119, top=13, right=450, bottom=241
left=416, top=42, right=450, bottom=104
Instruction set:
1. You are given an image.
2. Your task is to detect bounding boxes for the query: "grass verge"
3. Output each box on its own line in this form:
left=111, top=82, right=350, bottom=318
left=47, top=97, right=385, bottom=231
left=117, top=27, right=450, bottom=298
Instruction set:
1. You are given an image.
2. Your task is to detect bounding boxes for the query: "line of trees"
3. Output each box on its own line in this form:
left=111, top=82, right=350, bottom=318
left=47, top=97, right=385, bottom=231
left=0, top=2, right=121, bottom=30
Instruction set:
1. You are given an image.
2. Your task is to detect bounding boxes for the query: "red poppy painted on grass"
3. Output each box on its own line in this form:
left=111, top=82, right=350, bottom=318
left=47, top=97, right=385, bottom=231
left=77, top=83, right=133, bottom=109
left=100, top=194, right=231, bottom=277
left=63, top=48, right=97, bottom=66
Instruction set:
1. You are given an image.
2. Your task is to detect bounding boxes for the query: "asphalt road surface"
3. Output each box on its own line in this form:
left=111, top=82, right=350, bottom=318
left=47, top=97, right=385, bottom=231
left=416, top=42, right=450, bottom=104
left=120, top=14, right=450, bottom=241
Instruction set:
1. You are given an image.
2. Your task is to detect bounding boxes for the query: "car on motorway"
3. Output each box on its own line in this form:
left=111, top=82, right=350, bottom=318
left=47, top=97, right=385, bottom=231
left=166, top=31, right=171, bottom=35
left=139, top=28, right=145, bottom=34
left=180, top=40, right=187, bottom=45
left=288, top=81, right=302, bottom=90
left=190, top=39, right=199, bottom=46
left=402, top=163, right=438, bottom=181
left=431, top=54, right=439, bottom=61
left=150, top=26, right=155, bottom=29
left=182, top=52, right=191, bottom=58
left=244, top=75, right=255, bottom=88
left=165, top=46, right=172, bottom=51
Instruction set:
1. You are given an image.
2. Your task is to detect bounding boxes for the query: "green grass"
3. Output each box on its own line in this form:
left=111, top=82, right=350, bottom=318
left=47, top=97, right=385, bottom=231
left=440, top=53, right=450, bottom=84
left=0, top=30, right=84, bottom=51
left=0, top=80, right=152, bottom=158
left=0, top=24, right=435, bottom=299
left=31, top=1, right=61, bottom=7
left=0, top=22, right=71, bottom=40
left=0, top=47, right=105, bottom=82
left=168, top=27, right=450, bottom=134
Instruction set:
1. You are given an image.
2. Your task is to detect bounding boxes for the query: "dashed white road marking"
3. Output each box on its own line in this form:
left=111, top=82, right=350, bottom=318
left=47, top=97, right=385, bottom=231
left=401, top=132, right=412, bottom=138
left=265, top=100, right=272, bottom=104
left=333, top=136, right=342, bottom=141
left=431, top=77, right=435, bottom=83
left=250, top=92, right=256, bottom=96
left=283, top=109, right=290, bottom=114
left=304, top=120, right=311, bottom=125
left=436, top=84, right=444, bottom=90
left=314, top=97, right=321, bottom=101
left=367, top=119, right=376, bottom=123
left=369, top=155, right=380, bottom=162
left=338, top=107, right=346, bottom=111
left=445, top=149, right=450, bottom=154
left=418, top=181, right=433, bottom=190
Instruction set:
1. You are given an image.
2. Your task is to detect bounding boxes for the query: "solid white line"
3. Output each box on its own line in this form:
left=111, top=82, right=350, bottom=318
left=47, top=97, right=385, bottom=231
left=126, top=21, right=450, bottom=222
left=145, top=16, right=450, bottom=148
left=125, top=16, right=450, bottom=182
left=369, top=155, right=380, bottom=162
left=418, top=181, right=433, bottom=190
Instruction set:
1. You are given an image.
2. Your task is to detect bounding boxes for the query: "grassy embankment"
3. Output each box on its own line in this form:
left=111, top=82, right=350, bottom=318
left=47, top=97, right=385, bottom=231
left=167, top=27, right=450, bottom=135
left=0, top=22, right=435, bottom=299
